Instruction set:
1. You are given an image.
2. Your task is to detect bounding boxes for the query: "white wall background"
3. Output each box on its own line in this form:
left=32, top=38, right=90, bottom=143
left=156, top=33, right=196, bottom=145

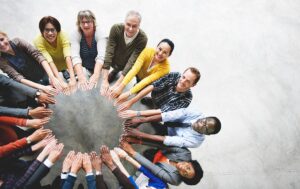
left=1, top=0, right=299, bottom=188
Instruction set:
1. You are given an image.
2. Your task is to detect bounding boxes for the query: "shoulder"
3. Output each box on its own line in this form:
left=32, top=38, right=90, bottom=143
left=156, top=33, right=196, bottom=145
left=110, top=23, right=124, bottom=33
left=94, top=27, right=107, bottom=39
left=33, top=34, right=44, bottom=43
left=137, top=28, right=147, bottom=38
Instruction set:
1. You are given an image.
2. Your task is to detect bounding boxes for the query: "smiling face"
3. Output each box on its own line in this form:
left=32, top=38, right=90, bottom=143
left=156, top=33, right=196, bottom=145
left=154, top=42, right=171, bottom=62
left=124, top=15, right=140, bottom=38
left=0, top=33, right=11, bottom=53
left=80, top=17, right=95, bottom=35
left=176, top=69, right=197, bottom=92
left=176, top=161, right=195, bottom=179
left=42, top=23, right=57, bottom=45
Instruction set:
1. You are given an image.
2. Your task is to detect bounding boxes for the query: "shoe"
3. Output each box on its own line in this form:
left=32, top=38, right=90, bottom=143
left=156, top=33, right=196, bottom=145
left=108, top=69, right=119, bottom=83
left=140, top=97, right=153, bottom=107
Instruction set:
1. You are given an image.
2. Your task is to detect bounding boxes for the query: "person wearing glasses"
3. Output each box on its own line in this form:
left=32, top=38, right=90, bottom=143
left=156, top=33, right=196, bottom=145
left=0, top=31, right=62, bottom=95
left=71, top=10, right=107, bottom=90
left=100, top=10, right=147, bottom=96
left=34, top=16, right=76, bottom=94
left=119, top=108, right=222, bottom=148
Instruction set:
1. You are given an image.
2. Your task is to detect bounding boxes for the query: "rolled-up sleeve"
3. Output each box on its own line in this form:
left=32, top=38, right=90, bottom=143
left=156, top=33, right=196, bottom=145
left=70, top=31, right=82, bottom=66
left=95, top=28, right=107, bottom=63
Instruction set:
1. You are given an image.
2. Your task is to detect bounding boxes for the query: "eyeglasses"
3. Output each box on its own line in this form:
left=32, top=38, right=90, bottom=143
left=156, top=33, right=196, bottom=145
left=44, top=28, right=56, bottom=33
left=80, top=20, right=92, bottom=25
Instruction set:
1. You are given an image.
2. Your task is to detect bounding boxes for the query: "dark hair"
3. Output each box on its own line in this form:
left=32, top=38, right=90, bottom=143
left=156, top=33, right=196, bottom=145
left=184, top=67, right=201, bottom=85
left=39, top=16, right=61, bottom=33
left=182, top=160, right=203, bottom=185
left=157, top=38, right=175, bottom=56
left=208, top=116, right=221, bottom=135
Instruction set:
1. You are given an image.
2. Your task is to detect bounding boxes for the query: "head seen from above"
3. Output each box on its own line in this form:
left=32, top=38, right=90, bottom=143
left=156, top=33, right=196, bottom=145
left=124, top=10, right=141, bottom=38
left=39, top=16, right=61, bottom=45
left=178, top=160, right=203, bottom=185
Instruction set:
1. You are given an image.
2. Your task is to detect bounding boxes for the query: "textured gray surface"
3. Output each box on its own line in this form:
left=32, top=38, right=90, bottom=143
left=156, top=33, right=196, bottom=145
left=1, top=0, right=300, bottom=188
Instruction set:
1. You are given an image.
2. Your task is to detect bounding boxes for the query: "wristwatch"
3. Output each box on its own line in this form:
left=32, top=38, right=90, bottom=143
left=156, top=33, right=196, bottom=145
left=35, top=91, right=41, bottom=102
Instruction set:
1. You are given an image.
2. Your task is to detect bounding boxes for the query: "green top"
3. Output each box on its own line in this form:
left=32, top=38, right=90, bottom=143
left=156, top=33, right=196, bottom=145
left=103, top=23, right=147, bottom=75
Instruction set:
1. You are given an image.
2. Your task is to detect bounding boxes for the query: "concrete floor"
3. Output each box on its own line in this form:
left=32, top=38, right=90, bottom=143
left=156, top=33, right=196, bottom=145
left=1, top=0, right=300, bottom=188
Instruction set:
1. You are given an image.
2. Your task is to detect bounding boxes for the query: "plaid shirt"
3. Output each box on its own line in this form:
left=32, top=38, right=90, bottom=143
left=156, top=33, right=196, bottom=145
left=151, top=72, right=193, bottom=112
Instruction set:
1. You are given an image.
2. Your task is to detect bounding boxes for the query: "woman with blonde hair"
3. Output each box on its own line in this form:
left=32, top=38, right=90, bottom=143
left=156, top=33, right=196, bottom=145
left=71, top=10, right=107, bottom=90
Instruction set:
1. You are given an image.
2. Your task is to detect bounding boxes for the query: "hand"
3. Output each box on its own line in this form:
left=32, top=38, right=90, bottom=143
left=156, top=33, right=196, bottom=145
left=90, top=151, right=102, bottom=172
left=118, top=110, right=137, bottom=119
left=100, top=81, right=109, bottom=96
left=114, top=91, right=130, bottom=106
left=70, top=152, right=83, bottom=174
left=50, top=76, right=63, bottom=91
left=68, top=78, right=77, bottom=94
left=36, top=139, right=57, bottom=161
left=113, top=147, right=129, bottom=159
left=88, top=73, right=99, bottom=90
left=121, top=136, right=142, bottom=145
left=48, top=143, right=64, bottom=163
left=122, top=119, right=142, bottom=128
left=28, top=106, right=53, bottom=119
left=109, top=84, right=124, bottom=99
left=26, top=117, right=50, bottom=129
left=41, top=85, right=58, bottom=96
left=117, top=101, right=133, bottom=112
left=110, top=150, right=121, bottom=165
left=78, top=75, right=89, bottom=91
left=62, top=151, right=76, bottom=173
left=27, top=128, right=52, bottom=143
left=82, top=153, right=93, bottom=173
left=119, top=139, right=136, bottom=157
left=31, top=135, right=56, bottom=151
left=124, top=127, right=143, bottom=138
left=100, top=145, right=116, bottom=171
left=37, top=92, right=56, bottom=105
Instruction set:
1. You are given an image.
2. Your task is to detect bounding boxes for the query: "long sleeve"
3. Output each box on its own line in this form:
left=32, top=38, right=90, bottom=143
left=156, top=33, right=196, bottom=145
left=121, top=48, right=148, bottom=86
left=138, top=165, right=167, bottom=189
left=95, top=174, right=108, bottom=189
left=62, top=175, right=77, bottom=189
left=0, top=60, right=25, bottom=82
left=22, top=163, right=50, bottom=189
left=86, top=175, right=97, bottom=189
left=133, top=152, right=181, bottom=185
left=0, top=106, right=29, bottom=118
left=103, top=24, right=119, bottom=70
left=12, top=38, right=46, bottom=64
left=0, top=138, right=27, bottom=158
left=0, top=74, right=37, bottom=98
left=71, top=31, right=83, bottom=66
left=112, top=167, right=135, bottom=189
left=163, top=135, right=204, bottom=148
left=94, top=28, right=107, bottom=63
left=60, top=32, right=72, bottom=59
left=13, top=160, right=42, bottom=189
left=0, top=116, right=27, bottom=126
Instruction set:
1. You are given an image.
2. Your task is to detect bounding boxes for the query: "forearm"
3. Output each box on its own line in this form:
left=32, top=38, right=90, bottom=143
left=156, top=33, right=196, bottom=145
left=40, top=60, right=55, bottom=78
left=125, top=156, right=141, bottom=169
left=140, top=132, right=165, bottom=143
left=140, top=109, right=162, bottom=117
left=65, top=57, right=75, bottom=80
left=74, top=64, right=85, bottom=79
left=49, top=62, right=61, bottom=79
left=101, top=69, right=109, bottom=81
left=93, top=60, right=103, bottom=76
left=129, top=85, right=153, bottom=104
left=20, top=78, right=44, bottom=91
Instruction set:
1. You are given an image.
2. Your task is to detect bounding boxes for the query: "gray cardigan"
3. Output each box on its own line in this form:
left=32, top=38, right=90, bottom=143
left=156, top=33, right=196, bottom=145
left=134, top=146, right=192, bottom=186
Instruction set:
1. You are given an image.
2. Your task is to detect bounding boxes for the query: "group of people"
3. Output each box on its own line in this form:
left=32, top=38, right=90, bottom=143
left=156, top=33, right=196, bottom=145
left=0, top=9, right=222, bottom=189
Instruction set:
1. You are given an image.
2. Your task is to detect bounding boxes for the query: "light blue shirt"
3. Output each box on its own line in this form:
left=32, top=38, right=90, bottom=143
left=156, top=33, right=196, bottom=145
left=161, top=108, right=205, bottom=148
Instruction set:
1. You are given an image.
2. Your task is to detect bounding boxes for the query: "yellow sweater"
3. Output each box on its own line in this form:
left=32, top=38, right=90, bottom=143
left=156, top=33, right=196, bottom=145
left=34, top=31, right=71, bottom=71
left=122, top=47, right=170, bottom=94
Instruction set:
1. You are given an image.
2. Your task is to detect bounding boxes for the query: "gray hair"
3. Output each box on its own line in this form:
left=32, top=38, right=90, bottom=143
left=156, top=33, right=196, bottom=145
left=125, top=10, right=142, bottom=23
left=76, top=10, right=97, bottom=31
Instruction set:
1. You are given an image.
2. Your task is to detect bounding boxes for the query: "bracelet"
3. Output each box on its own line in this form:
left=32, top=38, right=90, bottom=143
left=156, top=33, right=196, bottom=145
left=136, top=111, right=141, bottom=117
left=26, top=137, right=32, bottom=144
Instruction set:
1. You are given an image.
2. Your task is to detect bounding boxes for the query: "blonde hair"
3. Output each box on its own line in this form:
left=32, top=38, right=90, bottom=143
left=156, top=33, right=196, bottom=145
left=76, top=10, right=97, bottom=32
left=0, top=31, right=8, bottom=37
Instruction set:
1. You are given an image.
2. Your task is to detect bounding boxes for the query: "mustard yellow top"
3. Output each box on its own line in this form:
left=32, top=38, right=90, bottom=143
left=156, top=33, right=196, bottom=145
left=34, top=31, right=71, bottom=71
left=122, top=47, right=170, bottom=94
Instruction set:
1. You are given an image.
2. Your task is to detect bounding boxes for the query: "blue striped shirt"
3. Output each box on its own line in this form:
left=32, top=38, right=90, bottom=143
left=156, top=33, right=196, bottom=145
left=80, top=33, right=98, bottom=71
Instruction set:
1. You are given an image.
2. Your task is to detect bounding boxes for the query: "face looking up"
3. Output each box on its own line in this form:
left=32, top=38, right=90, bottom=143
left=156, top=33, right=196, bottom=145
left=43, top=23, right=57, bottom=45
left=0, top=33, right=10, bottom=53
left=154, top=42, right=172, bottom=62
left=176, top=161, right=195, bottom=179
left=192, top=118, right=216, bottom=135
left=124, top=15, right=140, bottom=38
left=176, top=69, right=197, bottom=92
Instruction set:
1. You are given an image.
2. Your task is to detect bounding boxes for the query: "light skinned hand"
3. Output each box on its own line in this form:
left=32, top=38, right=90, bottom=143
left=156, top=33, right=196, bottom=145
left=26, top=117, right=50, bottom=129
left=62, top=151, right=76, bottom=172
left=70, top=152, right=83, bottom=174
left=82, top=153, right=93, bottom=173
left=27, top=128, right=52, bottom=142
left=28, top=106, right=53, bottom=119
left=48, top=143, right=64, bottom=163
left=90, top=151, right=102, bottom=172
left=117, top=101, right=133, bottom=112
